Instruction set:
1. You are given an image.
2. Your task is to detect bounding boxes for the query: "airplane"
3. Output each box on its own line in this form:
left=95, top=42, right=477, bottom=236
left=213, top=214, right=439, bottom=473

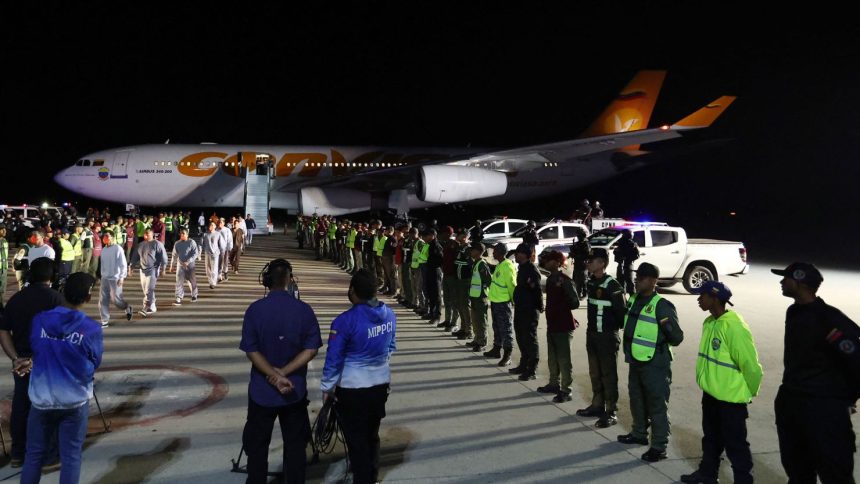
left=54, top=71, right=735, bottom=216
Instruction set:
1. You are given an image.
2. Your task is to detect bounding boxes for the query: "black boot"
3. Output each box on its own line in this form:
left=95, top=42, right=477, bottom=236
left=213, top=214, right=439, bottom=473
left=483, top=346, right=501, bottom=358
left=509, top=359, right=526, bottom=374
left=498, top=348, right=512, bottom=367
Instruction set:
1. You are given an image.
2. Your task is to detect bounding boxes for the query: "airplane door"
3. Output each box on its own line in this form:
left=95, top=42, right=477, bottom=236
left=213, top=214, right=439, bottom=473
left=111, top=151, right=131, bottom=178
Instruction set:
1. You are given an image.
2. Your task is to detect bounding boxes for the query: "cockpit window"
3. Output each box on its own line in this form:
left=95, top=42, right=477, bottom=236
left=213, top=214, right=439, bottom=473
left=92, top=160, right=104, bottom=166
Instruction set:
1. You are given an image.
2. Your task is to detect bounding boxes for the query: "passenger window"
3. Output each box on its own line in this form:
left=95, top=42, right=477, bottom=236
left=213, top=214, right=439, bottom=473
left=509, top=222, right=526, bottom=232
left=650, top=230, right=678, bottom=247
left=562, top=226, right=582, bottom=239
left=633, top=231, right=646, bottom=247
left=484, top=223, right=504, bottom=234
left=83, top=160, right=91, bottom=166
left=539, top=226, right=558, bottom=240
left=92, top=160, right=104, bottom=166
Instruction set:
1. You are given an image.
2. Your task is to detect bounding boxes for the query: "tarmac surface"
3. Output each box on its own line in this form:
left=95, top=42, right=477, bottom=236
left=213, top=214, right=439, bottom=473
left=1, top=232, right=859, bottom=483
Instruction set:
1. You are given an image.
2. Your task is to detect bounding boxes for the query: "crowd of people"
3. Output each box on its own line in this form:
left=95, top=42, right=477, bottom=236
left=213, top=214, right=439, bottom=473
left=291, top=212, right=860, bottom=484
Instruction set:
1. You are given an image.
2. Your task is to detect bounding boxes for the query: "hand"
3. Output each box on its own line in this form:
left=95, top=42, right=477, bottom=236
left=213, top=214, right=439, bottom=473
left=12, top=357, right=32, bottom=377
left=117, top=279, right=124, bottom=287
left=322, top=391, right=335, bottom=404
left=268, top=375, right=294, bottom=394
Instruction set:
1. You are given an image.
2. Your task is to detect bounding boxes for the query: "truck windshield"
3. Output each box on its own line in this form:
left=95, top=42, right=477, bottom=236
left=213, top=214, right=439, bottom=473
left=589, top=229, right=620, bottom=246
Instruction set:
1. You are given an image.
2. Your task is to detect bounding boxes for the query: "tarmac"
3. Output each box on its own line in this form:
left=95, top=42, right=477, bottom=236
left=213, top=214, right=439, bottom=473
left=1, top=232, right=859, bottom=483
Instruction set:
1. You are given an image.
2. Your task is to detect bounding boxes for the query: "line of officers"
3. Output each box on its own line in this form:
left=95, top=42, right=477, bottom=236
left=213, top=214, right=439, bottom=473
left=296, top=215, right=860, bottom=484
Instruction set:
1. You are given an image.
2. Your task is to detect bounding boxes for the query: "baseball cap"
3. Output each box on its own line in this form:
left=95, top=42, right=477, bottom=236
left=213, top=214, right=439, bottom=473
left=691, top=280, right=734, bottom=306
left=469, top=242, right=485, bottom=252
left=634, top=262, right=660, bottom=279
left=492, top=242, right=507, bottom=253
left=586, top=248, right=609, bottom=262
left=771, top=262, right=823, bottom=288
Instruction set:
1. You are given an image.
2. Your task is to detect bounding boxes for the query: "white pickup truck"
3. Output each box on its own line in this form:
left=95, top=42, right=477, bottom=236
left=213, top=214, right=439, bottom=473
left=587, top=223, right=749, bottom=293
left=485, top=220, right=590, bottom=263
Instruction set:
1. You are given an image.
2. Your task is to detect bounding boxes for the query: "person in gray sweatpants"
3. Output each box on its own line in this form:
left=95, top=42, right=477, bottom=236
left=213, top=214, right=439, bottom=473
left=169, top=228, right=200, bottom=304
left=98, top=231, right=132, bottom=326
left=201, top=222, right=225, bottom=289
left=130, top=228, right=168, bottom=317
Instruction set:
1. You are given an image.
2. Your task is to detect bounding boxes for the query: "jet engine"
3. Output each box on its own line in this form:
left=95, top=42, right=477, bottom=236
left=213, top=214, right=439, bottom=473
left=417, top=165, right=507, bottom=203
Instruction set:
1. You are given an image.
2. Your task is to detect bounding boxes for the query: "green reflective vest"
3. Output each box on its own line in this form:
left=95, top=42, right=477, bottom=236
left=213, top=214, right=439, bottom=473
left=696, top=310, right=763, bottom=403
left=0, top=238, right=8, bottom=272
left=411, top=240, right=426, bottom=268
left=165, top=217, right=174, bottom=232
left=70, top=233, right=83, bottom=258
left=346, top=229, right=357, bottom=249
left=469, top=260, right=488, bottom=298
left=588, top=275, right=617, bottom=333
left=59, top=238, right=75, bottom=262
left=135, top=220, right=146, bottom=237
left=374, top=235, right=388, bottom=257
left=328, top=224, right=337, bottom=240
left=488, top=259, right=516, bottom=303
left=624, top=293, right=663, bottom=362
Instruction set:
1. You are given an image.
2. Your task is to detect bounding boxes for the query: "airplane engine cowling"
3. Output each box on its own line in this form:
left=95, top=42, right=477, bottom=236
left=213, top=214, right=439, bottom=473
left=298, top=187, right=371, bottom=216
left=418, top=166, right=507, bottom=203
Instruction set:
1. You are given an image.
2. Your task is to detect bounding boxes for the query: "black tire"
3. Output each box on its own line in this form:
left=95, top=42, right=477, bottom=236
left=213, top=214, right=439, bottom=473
left=682, top=265, right=714, bottom=293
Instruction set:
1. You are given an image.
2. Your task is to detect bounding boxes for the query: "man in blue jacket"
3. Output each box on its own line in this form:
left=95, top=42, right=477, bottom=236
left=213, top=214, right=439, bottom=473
left=322, top=269, right=396, bottom=484
left=21, top=272, right=104, bottom=484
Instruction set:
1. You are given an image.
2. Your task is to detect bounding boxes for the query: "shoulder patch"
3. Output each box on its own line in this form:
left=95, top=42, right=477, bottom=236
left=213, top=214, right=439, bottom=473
left=839, top=340, right=856, bottom=354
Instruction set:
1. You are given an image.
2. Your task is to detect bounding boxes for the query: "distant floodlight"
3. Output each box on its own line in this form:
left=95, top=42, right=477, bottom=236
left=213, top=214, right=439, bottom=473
left=41, top=202, right=49, bottom=209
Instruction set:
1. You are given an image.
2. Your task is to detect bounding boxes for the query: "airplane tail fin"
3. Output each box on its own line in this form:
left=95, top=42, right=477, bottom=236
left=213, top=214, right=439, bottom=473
left=579, top=70, right=667, bottom=145
left=671, top=96, right=737, bottom=130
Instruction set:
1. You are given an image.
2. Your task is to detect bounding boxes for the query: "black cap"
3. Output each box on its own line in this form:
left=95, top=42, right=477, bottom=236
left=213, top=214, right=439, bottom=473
left=469, top=242, right=485, bottom=252
left=492, top=242, right=507, bottom=253
left=634, top=262, right=660, bottom=279
left=587, top=248, right=609, bottom=262
left=771, top=262, right=823, bottom=288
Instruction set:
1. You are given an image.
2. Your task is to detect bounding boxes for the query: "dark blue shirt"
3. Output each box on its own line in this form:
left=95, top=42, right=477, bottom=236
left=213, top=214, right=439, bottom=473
left=239, top=291, right=322, bottom=407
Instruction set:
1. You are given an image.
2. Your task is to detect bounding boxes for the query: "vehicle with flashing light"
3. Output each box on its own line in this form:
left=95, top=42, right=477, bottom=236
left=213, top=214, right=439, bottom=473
left=0, top=203, right=76, bottom=230
left=586, top=223, right=749, bottom=293
left=484, top=220, right=590, bottom=263
left=471, top=217, right=529, bottom=242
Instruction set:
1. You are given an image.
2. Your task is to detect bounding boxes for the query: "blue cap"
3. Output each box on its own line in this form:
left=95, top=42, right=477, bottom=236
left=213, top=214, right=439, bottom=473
left=691, top=280, right=734, bottom=306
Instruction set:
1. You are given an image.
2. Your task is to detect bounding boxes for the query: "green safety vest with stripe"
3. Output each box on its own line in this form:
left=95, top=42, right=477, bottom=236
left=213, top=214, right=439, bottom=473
left=454, top=246, right=472, bottom=280
left=328, top=224, right=337, bottom=240
left=165, top=217, right=174, bottom=232
left=488, top=258, right=516, bottom=303
left=696, top=310, right=763, bottom=403
left=469, top=260, right=489, bottom=298
left=588, top=275, right=618, bottom=333
left=346, top=229, right=357, bottom=249
left=624, top=293, right=664, bottom=362
left=59, top=238, right=75, bottom=262
left=0, top=238, right=8, bottom=272
left=411, top=240, right=427, bottom=268
left=70, top=233, right=83, bottom=258
left=374, top=235, right=388, bottom=257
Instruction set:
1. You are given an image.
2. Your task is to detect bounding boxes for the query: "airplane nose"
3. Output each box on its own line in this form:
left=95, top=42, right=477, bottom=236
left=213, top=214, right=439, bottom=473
left=54, top=167, right=69, bottom=189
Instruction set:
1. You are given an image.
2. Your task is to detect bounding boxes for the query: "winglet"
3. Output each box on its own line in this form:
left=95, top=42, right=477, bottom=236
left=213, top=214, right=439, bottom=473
left=671, top=96, right=736, bottom=130
left=580, top=70, right=667, bottom=138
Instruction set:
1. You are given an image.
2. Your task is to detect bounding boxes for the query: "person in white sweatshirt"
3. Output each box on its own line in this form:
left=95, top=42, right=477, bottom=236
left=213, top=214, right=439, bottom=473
left=98, top=231, right=133, bottom=326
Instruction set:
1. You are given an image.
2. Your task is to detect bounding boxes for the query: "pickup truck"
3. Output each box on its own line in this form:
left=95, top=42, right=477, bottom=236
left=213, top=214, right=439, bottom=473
left=472, top=218, right=529, bottom=241
left=485, top=220, right=590, bottom=263
left=587, top=224, right=749, bottom=293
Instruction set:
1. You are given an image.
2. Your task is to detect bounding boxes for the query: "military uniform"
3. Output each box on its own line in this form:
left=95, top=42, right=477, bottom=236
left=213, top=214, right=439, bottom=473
left=581, top=273, right=626, bottom=421
left=453, top=243, right=473, bottom=337
left=468, top=255, right=492, bottom=349
left=621, top=292, right=683, bottom=452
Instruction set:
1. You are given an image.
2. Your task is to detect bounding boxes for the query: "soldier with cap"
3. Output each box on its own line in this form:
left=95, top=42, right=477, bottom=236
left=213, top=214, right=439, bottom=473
left=771, top=262, right=860, bottom=483
left=613, top=229, right=639, bottom=295
left=466, top=242, right=492, bottom=351
left=577, top=248, right=627, bottom=428
left=537, top=250, right=578, bottom=402
left=681, top=281, right=762, bottom=484
left=452, top=229, right=473, bottom=339
left=510, top=243, right=544, bottom=381
left=617, top=262, right=684, bottom=463
left=485, top=242, right=517, bottom=366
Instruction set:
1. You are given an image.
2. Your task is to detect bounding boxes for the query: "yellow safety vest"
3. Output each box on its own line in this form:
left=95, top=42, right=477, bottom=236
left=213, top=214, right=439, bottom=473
left=374, top=235, right=388, bottom=257
left=70, top=234, right=83, bottom=258
left=469, top=260, right=488, bottom=298
left=488, top=259, right=516, bottom=303
left=59, top=238, right=75, bottom=262
left=624, top=293, right=663, bottom=362
left=411, top=240, right=425, bottom=269
left=347, top=229, right=357, bottom=249
left=696, top=310, right=763, bottom=403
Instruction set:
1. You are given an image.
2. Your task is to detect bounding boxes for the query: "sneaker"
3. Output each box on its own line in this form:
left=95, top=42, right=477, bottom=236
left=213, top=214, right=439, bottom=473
left=138, top=309, right=149, bottom=317
left=41, top=461, right=61, bottom=473
left=617, top=433, right=649, bottom=445
left=518, top=372, right=536, bottom=381
left=576, top=406, right=604, bottom=418
left=537, top=383, right=560, bottom=394
left=101, top=321, right=110, bottom=327
left=457, top=333, right=473, bottom=340
left=209, top=284, right=215, bottom=289
left=680, top=470, right=719, bottom=484
left=173, top=298, right=182, bottom=306
left=552, top=392, right=572, bottom=403
left=191, top=296, right=198, bottom=302
left=436, top=320, right=448, bottom=328
left=126, top=306, right=133, bottom=321
left=595, top=412, right=618, bottom=428
left=641, top=448, right=667, bottom=462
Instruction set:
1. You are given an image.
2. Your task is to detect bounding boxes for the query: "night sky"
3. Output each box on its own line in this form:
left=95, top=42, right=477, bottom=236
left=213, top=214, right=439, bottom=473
left=3, top=6, right=858, bottom=264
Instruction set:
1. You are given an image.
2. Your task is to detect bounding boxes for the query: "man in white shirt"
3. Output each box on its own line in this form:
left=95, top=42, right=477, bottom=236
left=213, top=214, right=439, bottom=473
left=98, top=231, right=133, bottom=326
left=201, top=222, right=225, bottom=289
left=217, top=218, right=233, bottom=282
left=27, top=231, right=55, bottom=265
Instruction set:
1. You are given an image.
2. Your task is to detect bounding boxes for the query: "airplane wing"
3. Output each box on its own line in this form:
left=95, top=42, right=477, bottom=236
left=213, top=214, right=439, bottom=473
left=281, top=95, right=736, bottom=193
